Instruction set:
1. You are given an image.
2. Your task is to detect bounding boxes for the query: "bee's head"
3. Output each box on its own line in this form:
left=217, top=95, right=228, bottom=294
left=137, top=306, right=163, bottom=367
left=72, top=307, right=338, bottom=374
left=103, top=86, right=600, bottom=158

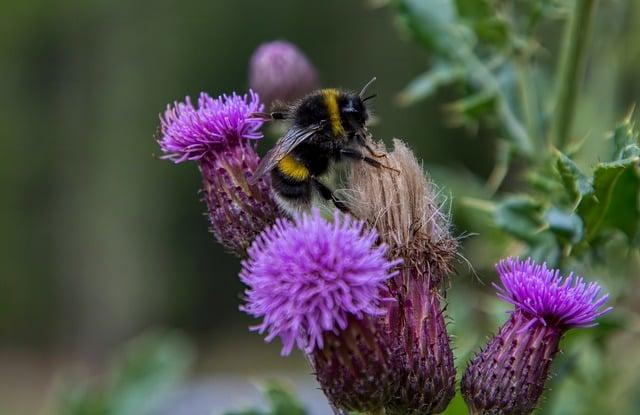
left=340, top=94, right=369, bottom=127
left=339, top=77, right=377, bottom=129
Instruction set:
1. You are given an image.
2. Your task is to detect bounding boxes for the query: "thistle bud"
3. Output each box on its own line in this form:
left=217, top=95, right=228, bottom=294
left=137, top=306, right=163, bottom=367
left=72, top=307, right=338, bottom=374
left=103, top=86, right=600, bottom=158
left=461, top=258, right=612, bottom=415
left=158, top=90, right=278, bottom=257
left=239, top=210, right=401, bottom=412
left=348, top=139, right=458, bottom=414
left=249, top=40, right=319, bottom=107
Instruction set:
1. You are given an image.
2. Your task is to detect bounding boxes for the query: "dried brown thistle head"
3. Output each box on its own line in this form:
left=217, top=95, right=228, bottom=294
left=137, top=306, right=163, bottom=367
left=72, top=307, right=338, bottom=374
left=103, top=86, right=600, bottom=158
left=345, top=138, right=457, bottom=287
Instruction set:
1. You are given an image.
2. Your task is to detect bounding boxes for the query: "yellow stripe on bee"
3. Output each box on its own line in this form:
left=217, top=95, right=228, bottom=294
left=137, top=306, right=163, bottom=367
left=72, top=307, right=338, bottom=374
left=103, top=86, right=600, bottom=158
left=322, top=88, right=345, bottom=137
left=278, top=154, right=309, bottom=181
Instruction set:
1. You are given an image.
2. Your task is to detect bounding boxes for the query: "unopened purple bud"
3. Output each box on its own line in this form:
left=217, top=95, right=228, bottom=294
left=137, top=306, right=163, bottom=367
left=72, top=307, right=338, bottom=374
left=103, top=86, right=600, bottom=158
left=249, top=40, right=319, bottom=106
left=239, top=210, right=401, bottom=412
left=385, top=277, right=456, bottom=414
left=158, top=90, right=278, bottom=257
left=461, top=258, right=612, bottom=415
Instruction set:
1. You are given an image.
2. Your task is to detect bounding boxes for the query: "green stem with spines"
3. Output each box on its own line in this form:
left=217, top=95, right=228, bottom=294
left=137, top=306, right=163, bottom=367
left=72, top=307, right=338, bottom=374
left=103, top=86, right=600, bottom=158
left=548, top=0, right=598, bottom=150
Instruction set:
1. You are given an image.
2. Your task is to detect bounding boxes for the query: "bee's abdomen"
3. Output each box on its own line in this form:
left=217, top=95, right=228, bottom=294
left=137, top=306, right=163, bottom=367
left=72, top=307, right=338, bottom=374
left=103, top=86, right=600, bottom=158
left=271, top=161, right=312, bottom=213
left=277, top=154, right=310, bottom=181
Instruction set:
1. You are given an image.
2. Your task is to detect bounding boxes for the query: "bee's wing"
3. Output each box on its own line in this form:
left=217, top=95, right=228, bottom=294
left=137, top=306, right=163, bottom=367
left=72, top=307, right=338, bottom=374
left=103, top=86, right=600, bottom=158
left=251, top=124, right=323, bottom=183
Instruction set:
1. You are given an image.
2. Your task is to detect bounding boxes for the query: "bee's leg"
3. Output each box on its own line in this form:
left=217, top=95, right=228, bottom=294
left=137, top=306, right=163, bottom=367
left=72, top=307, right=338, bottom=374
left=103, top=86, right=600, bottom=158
left=311, top=177, right=351, bottom=213
left=356, top=133, right=387, bottom=158
left=340, top=148, right=400, bottom=173
left=249, top=111, right=288, bottom=121
left=363, top=141, right=387, bottom=158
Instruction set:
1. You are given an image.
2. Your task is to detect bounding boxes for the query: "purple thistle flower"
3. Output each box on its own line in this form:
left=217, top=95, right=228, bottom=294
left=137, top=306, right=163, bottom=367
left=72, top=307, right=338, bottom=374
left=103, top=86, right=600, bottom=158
left=158, top=90, right=278, bottom=257
left=240, top=209, right=400, bottom=355
left=493, top=257, right=612, bottom=330
left=249, top=40, right=319, bottom=106
left=240, top=209, right=402, bottom=412
left=461, top=257, right=612, bottom=415
left=159, top=91, right=264, bottom=163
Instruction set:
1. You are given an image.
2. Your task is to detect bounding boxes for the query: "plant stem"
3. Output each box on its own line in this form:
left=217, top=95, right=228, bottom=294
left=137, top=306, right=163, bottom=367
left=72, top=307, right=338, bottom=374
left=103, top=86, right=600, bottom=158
left=548, top=0, right=598, bottom=150
left=517, top=57, right=541, bottom=146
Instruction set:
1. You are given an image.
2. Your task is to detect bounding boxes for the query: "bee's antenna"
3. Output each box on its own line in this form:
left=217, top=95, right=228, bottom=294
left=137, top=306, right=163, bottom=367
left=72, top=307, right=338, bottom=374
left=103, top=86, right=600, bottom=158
left=359, top=77, right=377, bottom=98
left=362, top=94, right=377, bottom=102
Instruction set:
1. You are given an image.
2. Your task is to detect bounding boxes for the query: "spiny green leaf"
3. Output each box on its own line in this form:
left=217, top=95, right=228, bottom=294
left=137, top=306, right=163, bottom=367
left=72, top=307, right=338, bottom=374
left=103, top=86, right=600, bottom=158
left=455, top=0, right=509, bottom=47
left=447, top=90, right=497, bottom=122
left=492, top=196, right=562, bottom=265
left=556, top=151, right=593, bottom=204
left=471, top=17, right=509, bottom=46
left=609, top=108, right=638, bottom=160
left=396, top=0, right=473, bottom=58
left=455, top=0, right=493, bottom=19
left=494, top=196, right=545, bottom=243
left=526, top=231, right=561, bottom=266
left=546, top=207, right=584, bottom=244
left=397, top=62, right=466, bottom=106
left=577, top=157, right=640, bottom=242
left=620, top=144, right=640, bottom=160
left=527, top=171, right=564, bottom=194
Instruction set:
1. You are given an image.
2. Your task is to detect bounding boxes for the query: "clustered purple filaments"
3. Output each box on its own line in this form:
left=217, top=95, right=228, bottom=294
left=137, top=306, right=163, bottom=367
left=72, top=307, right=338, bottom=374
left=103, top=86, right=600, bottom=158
left=493, top=257, right=612, bottom=331
left=159, top=91, right=264, bottom=163
left=158, top=83, right=612, bottom=415
left=240, top=210, right=401, bottom=356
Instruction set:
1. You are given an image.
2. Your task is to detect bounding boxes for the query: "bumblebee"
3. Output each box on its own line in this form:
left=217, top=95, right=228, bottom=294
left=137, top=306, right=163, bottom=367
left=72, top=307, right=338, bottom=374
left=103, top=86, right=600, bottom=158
left=251, top=78, right=395, bottom=215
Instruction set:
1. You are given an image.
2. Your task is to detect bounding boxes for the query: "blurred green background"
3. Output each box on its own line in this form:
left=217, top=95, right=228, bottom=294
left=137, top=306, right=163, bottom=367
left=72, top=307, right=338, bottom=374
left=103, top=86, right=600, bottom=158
left=1, top=0, right=640, bottom=414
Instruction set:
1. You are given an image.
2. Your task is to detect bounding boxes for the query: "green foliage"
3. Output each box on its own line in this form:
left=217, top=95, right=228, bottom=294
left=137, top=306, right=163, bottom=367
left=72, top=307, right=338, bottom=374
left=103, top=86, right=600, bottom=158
left=396, top=62, right=465, bottom=105
left=396, top=0, right=468, bottom=58
left=394, top=0, right=640, bottom=268
left=556, top=151, right=593, bottom=205
left=56, top=331, right=194, bottom=415
left=223, top=381, right=307, bottom=415
left=395, top=0, right=537, bottom=155
left=493, top=195, right=544, bottom=243
left=480, top=117, right=640, bottom=266
left=391, top=1, right=640, bottom=413
left=577, top=157, right=640, bottom=244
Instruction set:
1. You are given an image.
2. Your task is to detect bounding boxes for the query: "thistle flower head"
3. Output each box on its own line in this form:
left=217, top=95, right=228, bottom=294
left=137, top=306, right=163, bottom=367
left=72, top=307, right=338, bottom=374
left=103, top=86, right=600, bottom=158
left=159, top=90, right=264, bottom=162
left=462, top=258, right=613, bottom=415
left=157, top=89, right=277, bottom=256
left=249, top=40, right=318, bottom=106
left=494, top=257, right=612, bottom=330
left=240, top=209, right=400, bottom=355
